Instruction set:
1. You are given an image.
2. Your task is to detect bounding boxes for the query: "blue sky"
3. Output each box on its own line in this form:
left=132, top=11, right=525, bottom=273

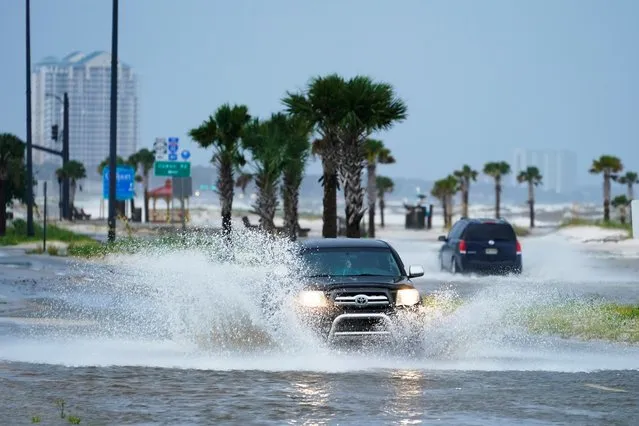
left=1, top=0, right=638, bottom=183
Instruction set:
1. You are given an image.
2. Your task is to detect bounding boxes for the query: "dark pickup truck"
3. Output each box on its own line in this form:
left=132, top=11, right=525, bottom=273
left=292, top=238, right=425, bottom=345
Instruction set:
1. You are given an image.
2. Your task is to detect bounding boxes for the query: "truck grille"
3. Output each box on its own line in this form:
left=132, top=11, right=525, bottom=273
left=331, top=290, right=391, bottom=307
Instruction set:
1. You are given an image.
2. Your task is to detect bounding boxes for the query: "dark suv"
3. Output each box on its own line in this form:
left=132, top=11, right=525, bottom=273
left=438, top=218, right=522, bottom=275
left=294, top=238, right=425, bottom=344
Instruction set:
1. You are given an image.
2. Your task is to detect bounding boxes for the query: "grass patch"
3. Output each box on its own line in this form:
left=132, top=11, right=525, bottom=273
left=523, top=302, right=639, bottom=343
left=419, top=295, right=639, bottom=344
left=66, top=231, right=228, bottom=259
left=0, top=219, right=94, bottom=246
left=560, top=217, right=631, bottom=233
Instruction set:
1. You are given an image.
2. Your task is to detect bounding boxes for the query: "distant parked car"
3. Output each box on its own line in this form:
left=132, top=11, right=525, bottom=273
left=438, top=218, right=522, bottom=275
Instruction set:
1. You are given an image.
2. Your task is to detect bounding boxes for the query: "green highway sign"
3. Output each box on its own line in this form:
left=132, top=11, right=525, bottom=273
left=154, top=161, right=191, bottom=177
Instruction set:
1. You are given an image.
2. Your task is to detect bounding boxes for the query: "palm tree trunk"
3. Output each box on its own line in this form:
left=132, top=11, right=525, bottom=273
left=70, top=180, right=77, bottom=216
left=441, top=200, right=448, bottom=228
left=495, top=178, right=502, bottom=219
left=379, top=197, right=385, bottom=228
left=528, top=182, right=535, bottom=228
left=282, top=173, right=300, bottom=241
left=321, top=159, right=338, bottom=238
left=254, top=173, right=277, bottom=234
left=603, top=174, right=611, bottom=222
left=462, top=186, right=469, bottom=218
left=341, top=143, right=365, bottom=238
left=218, top=157, right=234, bottom=236
left=0, top=179, right=7, bottom=236
left=143, top=173, right=150, bottom=223
left=130, top=198, right=136, bottom=219
left=367, top=163, right=377, bottom=238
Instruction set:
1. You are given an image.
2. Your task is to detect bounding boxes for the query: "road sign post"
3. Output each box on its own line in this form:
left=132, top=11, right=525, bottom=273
left=153, top=137, right=192, bottom=227
left=632, top=200, right=638, bottom=239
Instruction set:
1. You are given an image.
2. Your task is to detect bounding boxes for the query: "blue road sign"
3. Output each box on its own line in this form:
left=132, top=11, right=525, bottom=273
left=102, top=165, right=135, bottom=200
left=168, top=153, right=178, bottom=161
left=168, top=137, right=179, bottom=143
left=181, top=150, right=191, bottom=160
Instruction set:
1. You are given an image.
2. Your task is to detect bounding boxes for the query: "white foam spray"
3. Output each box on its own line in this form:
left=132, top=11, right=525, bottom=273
left=1, top=228, right=639, bottom=373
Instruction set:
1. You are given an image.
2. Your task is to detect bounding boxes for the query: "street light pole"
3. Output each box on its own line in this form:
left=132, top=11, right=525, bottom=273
left=62, top=93, right=70, bottom=219
left=25, top=0, right=34, bottom=236
left=45, top=92, right=71, bottom=220
left=107, top=0, right=119, bottom=243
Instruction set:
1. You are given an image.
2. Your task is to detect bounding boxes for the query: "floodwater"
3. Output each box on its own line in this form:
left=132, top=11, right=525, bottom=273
left=1, top=229, right=638, bottom=425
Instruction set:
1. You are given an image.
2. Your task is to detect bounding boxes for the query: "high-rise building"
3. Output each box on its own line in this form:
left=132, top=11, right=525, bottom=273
left=31, top=51, right=138, bottom=176
left=512, top=149, right=578, bottom=193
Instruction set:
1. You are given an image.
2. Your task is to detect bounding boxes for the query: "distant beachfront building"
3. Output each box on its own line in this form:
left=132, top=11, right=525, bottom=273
left=512, top=149, right=578, bottom=194
left=31, top=51, right=139, bottom=177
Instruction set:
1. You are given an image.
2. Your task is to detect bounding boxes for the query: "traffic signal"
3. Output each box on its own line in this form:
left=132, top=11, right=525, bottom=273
left=51, top=124, right=59, bottom=141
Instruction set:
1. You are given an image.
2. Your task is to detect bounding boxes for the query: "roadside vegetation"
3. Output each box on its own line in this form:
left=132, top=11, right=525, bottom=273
left=524, top=302, right=639, bottom=343
left=0, top=218, right=93, bottom=247
left=559, top=217, right=632, bottom=234
left=422, top=294, right=639, bottom=344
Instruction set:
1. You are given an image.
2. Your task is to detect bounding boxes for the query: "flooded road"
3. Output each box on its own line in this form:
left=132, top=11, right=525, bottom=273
left=1, top=231, right=638, bottom=425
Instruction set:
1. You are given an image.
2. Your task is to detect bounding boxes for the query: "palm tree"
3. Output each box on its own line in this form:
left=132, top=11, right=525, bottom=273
left=483, top=161, right=511, bottom=219
left=364, top=139, right=395, bottom=238
left=235, top=172, right=253, bottom=195
left=282, top=74, right=347, bottom=238
left=133, top=148, right=155, bottom=222
left=338, top=76, right=408, bottom=238
left=611, top=195, right=629, bottom=224
left=376, top=175, right=394, bottom=228
left=0, top=133, right=26, bottom=236
left=454, top=165, right=478, bottom=218
left=281, top=114, right=311, bottom=241
left=241, top=114, right=287, bottom=234
left=189, top=104, right=251, bottom=236
left=616, top=171, right=638, bottom=201
left=431, top=175, right=458, bottom=228
left=589, top=155, right=623, bottom=222
left=516, top=166, right=543, bottom=228
left=56, top=160, right=86, bottom=216
left=97, top=156, right=127, bottom=176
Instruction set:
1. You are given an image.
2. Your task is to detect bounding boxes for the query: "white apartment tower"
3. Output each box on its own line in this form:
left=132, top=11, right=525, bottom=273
left=31, top=51, right=138, bottom=175
left=512, top=149, right=578, bottom=193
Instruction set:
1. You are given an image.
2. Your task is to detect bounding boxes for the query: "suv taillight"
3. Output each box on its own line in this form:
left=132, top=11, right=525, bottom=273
left=516, top=240, right=522, bottom=255
left=459, top=239, right=467, bottom=254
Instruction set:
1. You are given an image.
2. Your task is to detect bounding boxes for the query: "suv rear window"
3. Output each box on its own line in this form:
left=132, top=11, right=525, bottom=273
left=463, top=223, right=516, bottom=242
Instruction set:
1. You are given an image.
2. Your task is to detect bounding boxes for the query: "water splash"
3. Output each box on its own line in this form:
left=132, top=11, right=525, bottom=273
left=2, top=228, right=639, bottom=372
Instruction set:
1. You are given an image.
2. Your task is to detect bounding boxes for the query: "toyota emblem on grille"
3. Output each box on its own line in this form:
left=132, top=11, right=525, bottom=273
left=354, top=294, right=369, bottom=306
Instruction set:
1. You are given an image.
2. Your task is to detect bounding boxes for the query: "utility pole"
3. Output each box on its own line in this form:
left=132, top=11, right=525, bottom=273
left=107, top=0, right=119, bottom=243
left=62, top=93, right=70, bottom=219
left=25, top=0, right=34, bottom=236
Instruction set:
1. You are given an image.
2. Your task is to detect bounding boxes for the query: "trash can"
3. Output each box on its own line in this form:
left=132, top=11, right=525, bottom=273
left=405, top=206, right=426, bottom=229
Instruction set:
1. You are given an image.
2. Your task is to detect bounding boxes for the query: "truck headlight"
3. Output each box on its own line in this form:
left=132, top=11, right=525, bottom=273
left=298, top=290, right=328, bottom=308
left=396, top=288, right=420, bottom=306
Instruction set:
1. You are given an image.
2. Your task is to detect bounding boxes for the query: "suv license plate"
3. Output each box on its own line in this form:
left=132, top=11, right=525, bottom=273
left=485, top=248, right=498, bottom=255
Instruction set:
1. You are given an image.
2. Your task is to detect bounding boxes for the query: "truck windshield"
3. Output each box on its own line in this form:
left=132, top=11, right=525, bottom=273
left=300, top=248, right=402, bottom=277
